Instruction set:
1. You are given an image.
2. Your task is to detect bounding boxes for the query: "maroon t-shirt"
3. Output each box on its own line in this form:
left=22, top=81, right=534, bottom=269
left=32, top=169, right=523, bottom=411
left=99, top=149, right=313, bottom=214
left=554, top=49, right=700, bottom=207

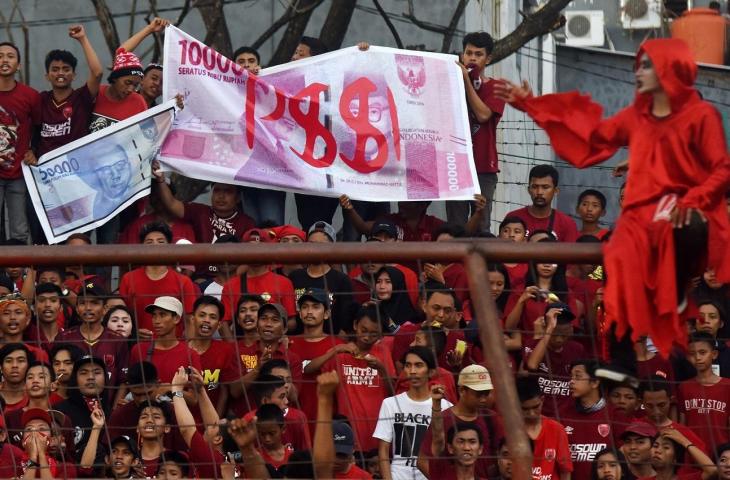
left=678, top=377, right=730, bottom=449
left=129, top=341, right=202, bottom=384
left=38, top=85, right=94, bottom=156
left=58, top=327, right=129, bottom=386
left=384, top=213, right=444, bottom=242
left=470, top=78, right=505, bottom=174
left=557, top=402, right=626, bottom=480
left=0, top=442, right=23, bottom=479
left=0, top=81, right=40, bottom=180
left=183, top=202, right=255, bottom=244
left=523, top=339, right=585, bottom=418
left=504, top=206, right=579, bottom=242
left=420, top=408, right=504, bottom=478
left=197, top=340, right=238, bottom=413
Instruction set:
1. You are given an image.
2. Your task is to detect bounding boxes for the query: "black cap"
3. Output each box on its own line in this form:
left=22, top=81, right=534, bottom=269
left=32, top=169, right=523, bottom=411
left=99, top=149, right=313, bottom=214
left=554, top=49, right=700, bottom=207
left=369, top=220, right=399, bottom=240
left=297, top=288, right=331, bottom=309
left=79, top=281, right=107, bottom=298
left=546, top=301, right=576, bottom=322
left=111, top=435, right=141, bottom=459
left=72, top=355, right=108, bottom=376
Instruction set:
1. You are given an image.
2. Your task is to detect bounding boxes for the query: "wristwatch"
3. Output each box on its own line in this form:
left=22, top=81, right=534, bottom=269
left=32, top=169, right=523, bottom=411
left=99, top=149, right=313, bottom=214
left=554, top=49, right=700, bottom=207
left=173, top=390, right=184, bottom=399
left=24, top=459, right=40, bottom=468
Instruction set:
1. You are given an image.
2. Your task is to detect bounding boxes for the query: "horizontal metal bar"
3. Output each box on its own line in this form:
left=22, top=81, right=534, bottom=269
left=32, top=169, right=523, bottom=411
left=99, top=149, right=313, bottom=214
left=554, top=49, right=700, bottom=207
left=0, top=240, right=603, bottom=266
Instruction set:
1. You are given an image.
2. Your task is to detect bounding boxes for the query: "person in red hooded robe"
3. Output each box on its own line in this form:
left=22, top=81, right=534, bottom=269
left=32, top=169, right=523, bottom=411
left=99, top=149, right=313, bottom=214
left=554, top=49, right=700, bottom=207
left=495, top=39, right=730, bottom=356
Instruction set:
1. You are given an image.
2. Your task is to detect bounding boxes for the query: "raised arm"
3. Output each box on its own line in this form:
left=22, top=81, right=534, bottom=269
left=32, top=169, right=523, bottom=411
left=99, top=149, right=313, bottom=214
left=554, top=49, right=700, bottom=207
left=68, top=25, right=103, bottom=97
left=120, top=18, right=171, bottom=53
left=429, top=384, right=447, bottom=457
left=313, top=371, right=339, bottom=479
left=661, top=427, right=717, bottom=479
left=303, top=343, right=356, bottom=375
left=525, top=308, right=560, bottom=371
left=227, top=417, right=270, bottom=479
left=152, top=160, right=185, bottom=218
left=79, top=407, right=105, bottom=469
left=189, top=367, right=221, bottom=429
left=340, top=194, right=375, bottom=236
left=171, top=367, right=196, bottom=446
left=457, top=62, right=494, bottom=124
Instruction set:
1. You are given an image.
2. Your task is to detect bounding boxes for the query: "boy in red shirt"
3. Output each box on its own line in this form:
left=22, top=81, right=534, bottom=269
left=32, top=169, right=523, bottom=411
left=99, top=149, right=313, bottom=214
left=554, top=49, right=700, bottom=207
left=255, top=403, right=294, bottom=475
left=678, top=332, right=730, bottom=450
left=576, top=189, right=609, bottom=239
left=515, top=376, right=573, bottom=479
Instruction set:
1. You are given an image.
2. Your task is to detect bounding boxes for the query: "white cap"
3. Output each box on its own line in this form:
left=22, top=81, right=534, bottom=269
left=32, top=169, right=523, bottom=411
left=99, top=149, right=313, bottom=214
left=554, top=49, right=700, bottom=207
left=144, top=296, right=184, bottom=317
left=458, top=364, right=493, bottom=391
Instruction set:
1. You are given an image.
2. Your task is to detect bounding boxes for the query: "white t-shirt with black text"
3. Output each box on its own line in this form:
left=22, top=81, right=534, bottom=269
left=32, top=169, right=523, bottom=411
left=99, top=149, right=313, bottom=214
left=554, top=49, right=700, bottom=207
left=373, top=392, right=452, bottom=480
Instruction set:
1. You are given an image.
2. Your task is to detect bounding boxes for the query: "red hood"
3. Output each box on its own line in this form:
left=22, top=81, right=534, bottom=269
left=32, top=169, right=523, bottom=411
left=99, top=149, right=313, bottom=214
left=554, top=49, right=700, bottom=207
left=634, top=38, right=700, bottom=114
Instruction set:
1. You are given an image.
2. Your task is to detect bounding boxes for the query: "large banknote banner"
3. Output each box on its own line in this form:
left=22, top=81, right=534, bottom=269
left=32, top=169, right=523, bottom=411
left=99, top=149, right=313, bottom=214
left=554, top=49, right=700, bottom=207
left=160, top=27, right=479, bottom=201
left=23, top=101, right=176, bottom=244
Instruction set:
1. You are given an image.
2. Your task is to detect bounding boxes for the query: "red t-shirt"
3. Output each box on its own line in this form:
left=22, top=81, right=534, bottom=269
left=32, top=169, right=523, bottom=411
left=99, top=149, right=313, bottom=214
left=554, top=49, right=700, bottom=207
left=38, top=85, right=94, bottom=156
left=189, top=430, right=226, bottom=479
left=129, top=341, right=202, bottom=384
left=384, top=213, right=444, bottom=242
left=443, top=263, right=469, bottom=305
left=182, top=202, right=255, bottom=244
left=118, top=267, right=198, bottom=332
left=471, top=78, right=505, bottom=174
left=288, top=335, right=344, bottom=425
left=244, top=407, right=311, bottom=451
left=0, top=81, right=40, bottom=179
left=678, top=377, right=730, bottom=449
left=532, top=416, right=573, bottom=479
left=505, top=263, right=528, bottom=286
left=259, top=444, right=294, bottom=471
left=523, top=339, right=585, bottom=418
left=557, top=402, right=625, bottom=480
left=323, top=344, right=396, bottom=451
left=220, top=271, right=296, bottom=322
left=336, top=464, right=373, bottom=479
left=504, top=206, right=579, bottom=243
left=89, top=84, right=146, bottom=132
left=119, top=213, right=197, bottom=244
left=0, top=442, right=23, bottom=478
left=197, top=340, right=238, bottom=413
left=420, top=407, right=504, bottom=478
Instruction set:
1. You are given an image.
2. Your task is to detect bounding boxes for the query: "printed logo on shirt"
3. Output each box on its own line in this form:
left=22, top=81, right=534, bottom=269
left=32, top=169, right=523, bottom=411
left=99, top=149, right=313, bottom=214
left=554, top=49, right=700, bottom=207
left=684, top=398, right=728, bottom=414
left=210, top=212, right=239, bottom=241
left=0, top=105, right=19, bottom=167
left=544, top=448, right=556, bottom=462
left=240, top=354, right=257, bottom=372
left=569, top=443, right=606, bottom=462
left=597, top=424, right=610, bottom=438
left=41, top=117, right=72, bottom=137
left=532, top=466, right=555, bottom=480
left=203, top=368, right=221, bottom=390
left=538, top=376, right=570, bottom=397
left=343, top=364, right=379, bottom=387
left=564, top=426, right=574, bottom=436
left=89, top=113, right=116, bottom=133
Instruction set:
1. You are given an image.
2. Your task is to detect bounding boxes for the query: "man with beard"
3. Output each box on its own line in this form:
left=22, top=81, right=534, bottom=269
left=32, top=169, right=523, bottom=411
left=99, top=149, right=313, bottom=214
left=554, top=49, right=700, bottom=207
left=504, top=165, right=578, bottom=242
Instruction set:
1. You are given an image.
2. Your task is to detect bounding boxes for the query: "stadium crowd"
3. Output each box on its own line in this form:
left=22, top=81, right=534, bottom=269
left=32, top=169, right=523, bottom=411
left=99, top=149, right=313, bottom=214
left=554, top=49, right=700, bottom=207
left=0, top=15, right=729, bottom=480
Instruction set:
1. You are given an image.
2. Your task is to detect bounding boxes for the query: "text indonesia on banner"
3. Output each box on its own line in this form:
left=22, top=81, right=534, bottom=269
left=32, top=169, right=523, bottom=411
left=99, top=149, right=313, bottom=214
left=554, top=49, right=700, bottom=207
left=23, top=101, right=176, bottom=244
left=160, top=26, right=479, bottom=201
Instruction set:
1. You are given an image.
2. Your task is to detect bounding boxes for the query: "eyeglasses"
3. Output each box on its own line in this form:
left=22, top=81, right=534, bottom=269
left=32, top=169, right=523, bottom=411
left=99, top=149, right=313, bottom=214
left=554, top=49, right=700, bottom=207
left=94, top=159, right=129, bottom=178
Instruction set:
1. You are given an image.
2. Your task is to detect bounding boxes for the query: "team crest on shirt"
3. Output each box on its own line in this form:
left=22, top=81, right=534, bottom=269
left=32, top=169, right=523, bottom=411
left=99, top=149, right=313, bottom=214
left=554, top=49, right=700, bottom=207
left=261, top=292, right=272, bottom=302
left=564, top=426, right=573, bottom=435
left=62, top=105, right=73, bottom=119
left=544, top=448, right=556, bottom=462
left=597, top=424, right=611, bottom=437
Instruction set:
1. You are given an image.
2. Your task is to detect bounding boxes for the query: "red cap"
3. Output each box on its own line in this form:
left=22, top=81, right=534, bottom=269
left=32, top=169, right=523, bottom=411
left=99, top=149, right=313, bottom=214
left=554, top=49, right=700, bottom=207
left=620, top=422, right=657, bottom=440
left=242, top=228, right=275, bottom=243
left=109, top=48, right=144, bottom=81
left=22, top=408, right=52, bottom=427
left=273, top=224, right=306, bottom=242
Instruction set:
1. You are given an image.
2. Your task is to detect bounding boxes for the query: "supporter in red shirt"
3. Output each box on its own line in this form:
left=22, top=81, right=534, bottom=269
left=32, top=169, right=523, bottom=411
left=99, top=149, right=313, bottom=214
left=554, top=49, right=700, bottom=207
left=58, top=282, right=129, bottom=400
left=18, top=407, right=77, bottom=479
left=0, top=298, right=48, bottom=364
left=34, top=25, right=102, bottom=158
left=232, top=293, right=263, bottom=348
left=133, top=401, right=171, bottom=477
left=620, top=422, right=657, bottom=478
left=636, top=337, right=676, bottom=387
left=420, top=365, right=504, bottom=478
left=0, top=412, right=23, bottom=478
left=523, top=303, right=585, bottom=418
left=255, top=403, right=294, bottom=475
left=244, top=374, right=311, bottom=451
left=576, top=189, right=610, bottom=239
left=170, top=366, right=228, bottom=480
left=119, top=18, right=169, bottom=107
left=231, top=303, right=302, bottom=414
left=503, top=165, right=579, bottom=242
left=678, top=332, right=730, bottom=450
left=498, top=216, right=529, bottom=285
left=153, top=164, right=255, bottom=245
left=306, top=303, right=395, bottom=452
left=220, top=228, right=296, bottom=332
left=119, top=221, right=197, bottom=337
left=88, top=47, right=146, bottom=133
left=272, top=224, right=306, bottom=277
left=119, top=206, right=197, bottom=245
left=0, top=344, right=34, bottom=413
left=341, top=196, right=444, bottom=242
left=25, top=283, right=64, bottom=352
left=607, top=373, right=641, bottom=419
left=648, top=426, right=718, bottom=480
left=130, top=296, right=202, bottom=390
left=187, top=295, right=238, bottom=417
left=0, top=42, right=40, bottom=243
left=427, top=421, right=487, bottom=480
left=288, top=288, right=344, bottom=423
left=422, top=224, right=472, bottom=305
left=515, top=376, right=573, bottom=479
left=558, top=359, right=627, bottom=479
left=48, top=343, right=83, bottom=405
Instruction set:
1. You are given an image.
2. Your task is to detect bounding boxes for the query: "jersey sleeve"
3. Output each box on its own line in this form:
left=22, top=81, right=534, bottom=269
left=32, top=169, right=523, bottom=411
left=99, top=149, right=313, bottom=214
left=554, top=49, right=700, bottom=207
left=555, top=421, right=574, bottom=473
left=515, top=92, right=630, bottom=168
left=371, top=398, right=393, bottom=442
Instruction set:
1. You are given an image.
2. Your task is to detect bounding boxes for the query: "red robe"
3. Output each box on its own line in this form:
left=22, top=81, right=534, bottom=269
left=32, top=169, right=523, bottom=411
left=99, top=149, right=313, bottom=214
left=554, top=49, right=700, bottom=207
left=512, top=39, right=730, bottom=355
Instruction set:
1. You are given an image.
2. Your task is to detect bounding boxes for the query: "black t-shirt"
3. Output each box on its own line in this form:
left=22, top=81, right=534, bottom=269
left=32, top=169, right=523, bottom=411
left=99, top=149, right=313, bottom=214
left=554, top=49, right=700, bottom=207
left=287, top=268, right=354, bottom=334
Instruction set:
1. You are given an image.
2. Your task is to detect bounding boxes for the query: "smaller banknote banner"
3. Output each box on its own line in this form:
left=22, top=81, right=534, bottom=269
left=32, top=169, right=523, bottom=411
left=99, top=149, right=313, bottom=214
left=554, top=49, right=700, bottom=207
left=23, top=100, right=176, bottom=244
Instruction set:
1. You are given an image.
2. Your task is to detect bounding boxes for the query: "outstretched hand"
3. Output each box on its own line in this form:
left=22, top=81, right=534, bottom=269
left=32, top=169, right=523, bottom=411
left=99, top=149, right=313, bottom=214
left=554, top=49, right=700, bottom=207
left=494, top=79, right=533, bottom=103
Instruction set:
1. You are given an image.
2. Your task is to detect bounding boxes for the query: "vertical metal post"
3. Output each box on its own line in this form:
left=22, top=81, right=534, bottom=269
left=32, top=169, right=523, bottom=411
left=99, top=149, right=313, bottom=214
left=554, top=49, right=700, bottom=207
left=464, top=251, right=533, bottom=480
